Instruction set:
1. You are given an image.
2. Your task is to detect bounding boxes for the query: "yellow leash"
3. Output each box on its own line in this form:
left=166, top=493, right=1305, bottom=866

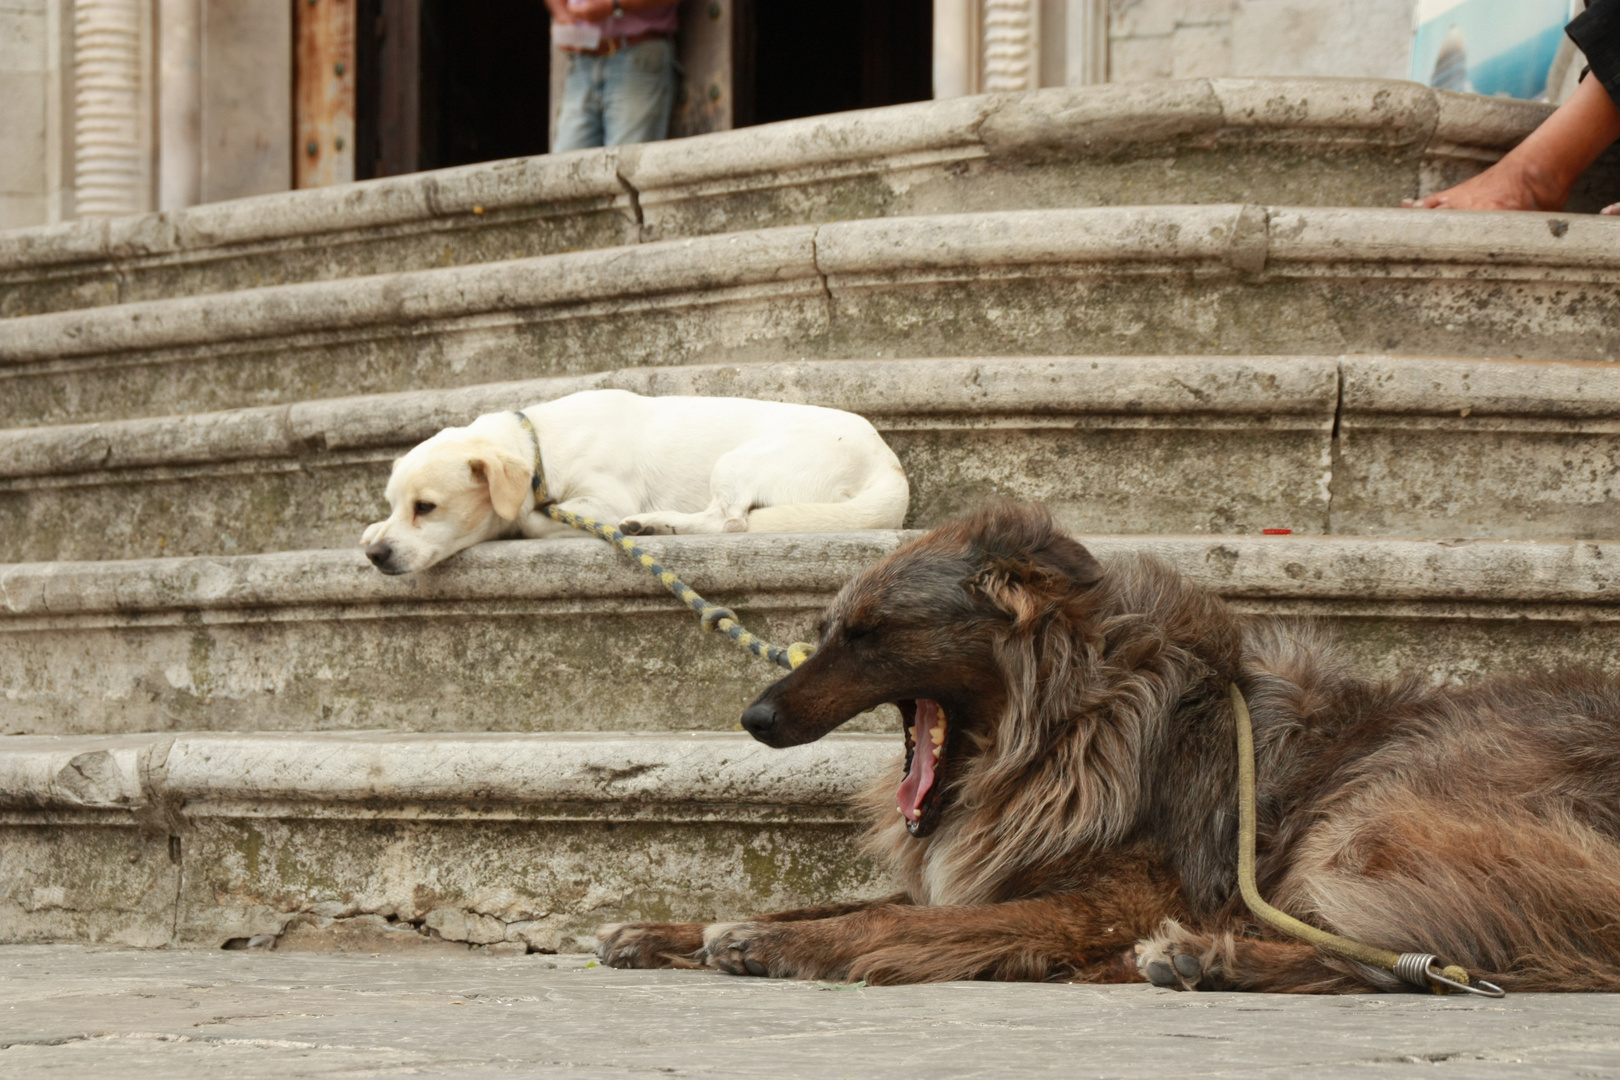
left=515, top=411, right=816, bottom=672
left=1231, top=684, right=1505, bottom=997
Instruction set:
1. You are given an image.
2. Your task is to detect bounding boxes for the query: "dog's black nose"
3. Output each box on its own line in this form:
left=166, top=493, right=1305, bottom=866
left=365, top=541, right=392, bottom=568
left=739, top=702, right=779, bottom=742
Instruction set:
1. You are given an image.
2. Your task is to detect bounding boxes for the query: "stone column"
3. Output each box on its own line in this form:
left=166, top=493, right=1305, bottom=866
left=982, top=0, right=1039, bottom=92
left=158, top=0, right=201, bottom=211
left=933, top=0, right=980, bottom=98
left=1064, top=0, right=1107, bottom=86
left=937, top=0, right=1103, bottom=98
left=72, top=0, right=154, bottom=217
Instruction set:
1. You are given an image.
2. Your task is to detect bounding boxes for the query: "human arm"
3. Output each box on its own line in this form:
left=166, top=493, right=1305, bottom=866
left=548, top=0, right=675, bottom=21
left=1405, top=0, right=1620, bottom=212
left=1404, top=68, right=1620, bottom=211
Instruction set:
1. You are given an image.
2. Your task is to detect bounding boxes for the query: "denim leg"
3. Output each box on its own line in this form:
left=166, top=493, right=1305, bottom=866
left=601, top=39, right=675, bottom=146
left=552, top=53, right=606, bottom=152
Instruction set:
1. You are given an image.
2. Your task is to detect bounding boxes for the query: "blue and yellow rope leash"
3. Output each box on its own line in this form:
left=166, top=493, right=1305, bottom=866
left=515, top=412, right=815, bottom=672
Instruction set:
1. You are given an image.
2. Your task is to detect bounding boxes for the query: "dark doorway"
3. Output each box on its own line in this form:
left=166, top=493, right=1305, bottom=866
left=734, top=0, right=933, bottom=128
left=357, top=0, right=550, bottom=180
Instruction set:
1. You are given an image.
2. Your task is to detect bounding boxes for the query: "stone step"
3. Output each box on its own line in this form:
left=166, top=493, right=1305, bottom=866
left=4, top=205, right=1617, bottom=430
left=4, top=352, right=1619, bottom=564
left=0, top=730, right=890, bottom=949
left=3, top=532, right=1617, bottom=738
left=7, top=79, right=1614, bottom=319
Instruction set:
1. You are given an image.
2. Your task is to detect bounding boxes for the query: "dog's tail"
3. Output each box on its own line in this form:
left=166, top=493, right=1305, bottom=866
left=746, top=465, right=910, bottom=533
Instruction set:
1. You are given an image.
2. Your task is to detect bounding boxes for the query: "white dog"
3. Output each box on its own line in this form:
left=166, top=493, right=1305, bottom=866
left=360, top=389, right=910, bottom=575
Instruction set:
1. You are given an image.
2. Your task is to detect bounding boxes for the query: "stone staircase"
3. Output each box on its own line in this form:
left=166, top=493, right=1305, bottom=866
left=3, top=79, right=1619, bottom=954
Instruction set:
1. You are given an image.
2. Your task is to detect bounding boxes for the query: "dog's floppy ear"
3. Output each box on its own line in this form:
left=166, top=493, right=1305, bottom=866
left=966, top=500, right=1103, bottom=597
left=1025, top=531, right=1104, bottom=589
left=468, top=446, right=532, bottom=521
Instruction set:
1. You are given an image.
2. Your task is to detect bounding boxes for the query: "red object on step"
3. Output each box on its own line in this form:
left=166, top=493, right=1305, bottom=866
left=1262, top=529, right=1292, bottom=535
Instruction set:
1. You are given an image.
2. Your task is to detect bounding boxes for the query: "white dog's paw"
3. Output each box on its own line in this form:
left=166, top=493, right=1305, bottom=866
left=619, top=517, right=676, bottom=537
left=1133, top=920, right=1214, bottom=991
left=361, top=521, right=386, bottom=545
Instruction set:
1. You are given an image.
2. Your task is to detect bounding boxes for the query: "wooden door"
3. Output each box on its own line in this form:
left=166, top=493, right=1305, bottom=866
left=295, top=0, right=357, bottom=187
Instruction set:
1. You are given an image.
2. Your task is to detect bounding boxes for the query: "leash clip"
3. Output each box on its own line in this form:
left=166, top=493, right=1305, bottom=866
left=1393, top=952, right=1505, bottom=998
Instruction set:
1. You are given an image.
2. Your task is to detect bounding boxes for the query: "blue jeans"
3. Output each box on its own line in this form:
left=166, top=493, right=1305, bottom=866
left=553, top=38, right=675, bottom=152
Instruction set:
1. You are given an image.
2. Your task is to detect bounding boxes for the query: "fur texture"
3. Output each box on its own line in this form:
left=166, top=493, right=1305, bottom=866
left=598, top=501, right=1620, bottom=991
left=361, top=389, right=910, bottom=574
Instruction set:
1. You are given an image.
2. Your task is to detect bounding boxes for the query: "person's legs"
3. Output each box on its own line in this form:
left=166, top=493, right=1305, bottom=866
left=600, top=38, right=675, bottom=147
left=552, top=52, right=607, bottom=153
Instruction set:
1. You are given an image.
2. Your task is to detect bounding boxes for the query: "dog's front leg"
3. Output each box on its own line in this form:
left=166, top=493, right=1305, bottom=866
left=1133, top=920, right=1376, bottom=993
left=703, top=890, right=1172, bottom=985
left=596, top=894, right=912, bottom=971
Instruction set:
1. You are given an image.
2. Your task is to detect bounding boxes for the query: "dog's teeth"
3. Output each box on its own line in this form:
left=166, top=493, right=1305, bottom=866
left=897, top=805, right=906, bottom=816
left=907, top=726, right=915, bottom=741
left=932, top=745, right=941, bottom=760
left=910, top=808, right=922, bottom=819
left=931, top=725, right=946, bottom=746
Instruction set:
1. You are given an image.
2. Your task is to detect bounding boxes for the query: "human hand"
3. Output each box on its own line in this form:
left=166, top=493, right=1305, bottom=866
left=1603, top=203, right=1619, bottom=215
left=566, top=0, right=616, bottom=19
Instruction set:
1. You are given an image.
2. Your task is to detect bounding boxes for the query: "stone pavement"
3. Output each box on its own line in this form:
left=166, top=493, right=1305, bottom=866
left=2, top=946, right=1617, bottom=1078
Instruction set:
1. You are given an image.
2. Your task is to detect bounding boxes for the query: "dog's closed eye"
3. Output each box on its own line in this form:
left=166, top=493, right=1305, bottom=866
left=414, top=501, right=437, bottom=517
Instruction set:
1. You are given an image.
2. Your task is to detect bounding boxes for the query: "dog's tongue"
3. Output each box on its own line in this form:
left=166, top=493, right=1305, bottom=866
left=897, top=699, right=942, bottom=822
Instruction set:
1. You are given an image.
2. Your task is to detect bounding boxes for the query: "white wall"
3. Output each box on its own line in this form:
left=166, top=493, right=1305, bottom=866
left=0, top=0, right=50, bottom=229
left=938, top=0, right=1421, bottom=97
left=1108, top=0, right=1416, bottom=82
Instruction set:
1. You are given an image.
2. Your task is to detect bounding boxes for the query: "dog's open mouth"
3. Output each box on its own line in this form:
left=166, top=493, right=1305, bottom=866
left=897, top=699, right=948, bottom=838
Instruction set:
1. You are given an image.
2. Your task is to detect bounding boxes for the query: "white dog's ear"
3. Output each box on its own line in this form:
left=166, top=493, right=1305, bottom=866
left=470, top=450, right=531, bottom=521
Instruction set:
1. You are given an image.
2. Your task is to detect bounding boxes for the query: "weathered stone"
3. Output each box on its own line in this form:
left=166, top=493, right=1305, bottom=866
left=11, top=349, right=1620, bottom=562
left=1335, top=355, right=1620, bottom=539
left=8, top=79, right=1617, bottom=320
left=4, top=206, right=1619, bottom=429
left=0, top=355, right=1337, bottom=560
left=424, top=908, right=507, bottom=944
left=272, top=913, right=466, bottom=954
left=4, top=533, right=1620, bottom=737
left=0, top=825, right=177, bottom=947
left=0, top=731, right=894, bottom=947
left=6, top=946, right=1618, bottom=1077
left=479, top=940, right=530, bottom=956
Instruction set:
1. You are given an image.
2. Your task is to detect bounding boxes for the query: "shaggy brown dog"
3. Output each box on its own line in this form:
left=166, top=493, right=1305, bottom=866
left=597, top=501, right=1620, bottom=991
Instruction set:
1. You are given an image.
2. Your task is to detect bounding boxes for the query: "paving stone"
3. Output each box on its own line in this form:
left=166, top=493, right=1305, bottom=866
left=1, top=946, right=1616, bottom=1078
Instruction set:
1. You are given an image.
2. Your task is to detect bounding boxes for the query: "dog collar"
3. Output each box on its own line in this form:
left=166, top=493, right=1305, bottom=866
left=512, top=411, right=556, bottom=509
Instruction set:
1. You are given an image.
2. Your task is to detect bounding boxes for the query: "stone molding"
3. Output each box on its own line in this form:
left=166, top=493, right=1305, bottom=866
left=0, top=355, right=1336, bottom=482
left=11, top=353, right=1620, bottom=562
left=983, top=0, right=1040, bottom=93
left=71, top=0, right=152, bottom=219
left=4, top=204, right=1618, bottom=369
left=5, top=78, right=1616, bottom=315
left=3, top=532, right=1616, bottom=621
left=0, top=730, right=896, bottom=950
left=0, top=731, right=892, bottom=821
left=4, top=531, right=1618, bottom=738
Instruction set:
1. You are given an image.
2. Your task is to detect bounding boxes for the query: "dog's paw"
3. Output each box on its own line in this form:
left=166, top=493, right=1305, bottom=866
left=618, top=517, right=675, bottom=537
left=595, top=921, right=705, bottom=969
left=1133, top=921, right=1215, bottom=991
left=701, top=922, right=797, bottom=978
left=1134, top=942, right=1204, bottom=990
left=360, top=520, right=386, bottom=545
